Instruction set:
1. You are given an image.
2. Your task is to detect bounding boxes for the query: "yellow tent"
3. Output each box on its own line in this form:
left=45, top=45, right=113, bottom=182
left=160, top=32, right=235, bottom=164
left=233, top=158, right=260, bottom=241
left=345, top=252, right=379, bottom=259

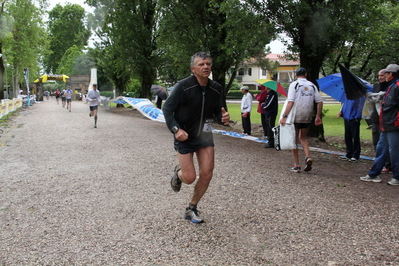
left=34, top=74, right=69, bottom=83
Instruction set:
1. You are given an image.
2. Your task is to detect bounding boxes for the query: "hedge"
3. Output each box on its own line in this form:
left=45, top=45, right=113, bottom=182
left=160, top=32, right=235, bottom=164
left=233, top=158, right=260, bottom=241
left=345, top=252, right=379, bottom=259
left=227, top=90, right=261, bottom=99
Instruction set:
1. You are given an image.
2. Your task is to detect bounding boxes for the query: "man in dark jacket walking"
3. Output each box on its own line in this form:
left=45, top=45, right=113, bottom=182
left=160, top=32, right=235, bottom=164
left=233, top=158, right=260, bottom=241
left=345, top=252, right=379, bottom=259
left=162, top=52, right=230, bottom=223
left=360, top=64, right=399, bottom=185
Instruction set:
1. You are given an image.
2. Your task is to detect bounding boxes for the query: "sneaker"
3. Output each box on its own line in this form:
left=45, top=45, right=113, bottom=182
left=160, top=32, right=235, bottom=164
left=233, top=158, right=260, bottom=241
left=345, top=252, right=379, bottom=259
left=388, top=178, right=399, bottom=186
left=304, top=157, right=313, bottom=172
left=184, top=207, right=204, bottom=223
left=170, top=165, right=182, bottom=192
left=290, top=165, right=301, bottom=173
left=349, top=158, right=358, bottom=162
left=339, top=155, right=349, bottom=161
left=89, top=112, right=92, bottom=117
left=360, top=175, right=382, bottom=183
left=381, top=167, right=391, bottom=174
left=94, top=124, right=97, bottom=128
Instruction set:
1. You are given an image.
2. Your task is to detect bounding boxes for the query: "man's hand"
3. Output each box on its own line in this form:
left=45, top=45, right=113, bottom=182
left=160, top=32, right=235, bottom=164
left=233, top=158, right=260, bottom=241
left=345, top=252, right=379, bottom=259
left=241, top=112, right=248, bottom=118
left=221, top=107, right=230, bottom=125
left=315, top=116, right=322, bottom=126
left=175, top=129, right=188, bottom=142
left=279, top=117, right=287, bottom=126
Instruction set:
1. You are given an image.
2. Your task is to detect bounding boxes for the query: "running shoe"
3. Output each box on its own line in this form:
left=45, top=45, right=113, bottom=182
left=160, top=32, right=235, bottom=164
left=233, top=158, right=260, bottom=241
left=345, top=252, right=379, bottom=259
left=184, top=207, right=204, bottom=223
left=304, top=157, right=313, bottom=172
left=388, top=178, right=399, bottom=186
left=170, top=165, right=182, bottom=192
left=360, top=175, right=382, bottom=183
left=381, top=167, right=391, bottom=174
left=290, top=165, right=301, bottom=173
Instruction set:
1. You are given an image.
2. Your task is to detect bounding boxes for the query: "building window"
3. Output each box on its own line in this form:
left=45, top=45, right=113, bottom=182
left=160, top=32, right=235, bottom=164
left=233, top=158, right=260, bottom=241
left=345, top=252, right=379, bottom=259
left=248, top=68, right=252, bottom=76
left=238, top=68, right=244, bottom=76
left=278, top=71, right=295, bottom=83
left=262, top=68, right=267, bottom=76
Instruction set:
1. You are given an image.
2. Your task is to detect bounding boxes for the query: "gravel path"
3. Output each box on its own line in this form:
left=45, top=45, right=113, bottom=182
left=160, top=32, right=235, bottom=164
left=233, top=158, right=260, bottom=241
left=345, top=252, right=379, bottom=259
left=1, top=98, right=399, bottom=265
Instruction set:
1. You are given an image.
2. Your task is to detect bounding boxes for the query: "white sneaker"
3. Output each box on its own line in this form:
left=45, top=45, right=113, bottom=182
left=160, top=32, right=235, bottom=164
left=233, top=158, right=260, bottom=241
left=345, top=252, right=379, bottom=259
left=339, top=155, right=348, bottom=161
left=349, top=158, right=358, bottom=162
left=360, top=175, right=382, bottom=183
left=388, top=178, right=399, bottom=186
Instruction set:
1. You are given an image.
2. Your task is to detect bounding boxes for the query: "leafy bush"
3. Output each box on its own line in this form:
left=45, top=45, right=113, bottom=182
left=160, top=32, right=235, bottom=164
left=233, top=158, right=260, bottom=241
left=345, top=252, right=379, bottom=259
left=100, top=91, right=114, bottom=98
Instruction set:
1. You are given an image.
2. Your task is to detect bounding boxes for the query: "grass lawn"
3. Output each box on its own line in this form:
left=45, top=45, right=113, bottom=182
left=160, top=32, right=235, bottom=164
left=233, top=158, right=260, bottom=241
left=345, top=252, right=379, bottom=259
left=227, top=102, right=372, bottom=141
left=108, top=100, right=372, bottom=142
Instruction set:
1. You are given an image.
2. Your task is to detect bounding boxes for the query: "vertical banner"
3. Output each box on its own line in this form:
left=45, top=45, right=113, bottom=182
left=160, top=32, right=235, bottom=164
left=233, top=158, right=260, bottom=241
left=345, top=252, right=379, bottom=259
left=23, top=68, right=30, bottom=106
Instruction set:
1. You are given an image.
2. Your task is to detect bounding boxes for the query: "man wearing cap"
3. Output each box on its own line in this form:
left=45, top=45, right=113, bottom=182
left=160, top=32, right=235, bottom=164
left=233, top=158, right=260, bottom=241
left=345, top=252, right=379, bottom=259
left=240, top=86, right=252, bottom=135
left=86, top=84, right=101, bottom=128
left=370, top=69, right=391, bottom=173
left=279, top=67, right=323, bottom=173
left=360, top=64, right=399, bottom=185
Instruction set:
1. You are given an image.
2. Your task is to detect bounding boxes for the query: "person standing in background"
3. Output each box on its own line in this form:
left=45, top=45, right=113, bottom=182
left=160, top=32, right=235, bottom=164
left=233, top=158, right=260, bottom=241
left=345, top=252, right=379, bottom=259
left=338, top=96, right=366, bottom=162
left=254, top=85, right=268, bottom=140
left=360, top=64, right=399, bottom=185
left=370, top=69, right=391, bottom=173
left=240, top=86, right=252, bottom=135
left=262, top=86, right=278, bottom=148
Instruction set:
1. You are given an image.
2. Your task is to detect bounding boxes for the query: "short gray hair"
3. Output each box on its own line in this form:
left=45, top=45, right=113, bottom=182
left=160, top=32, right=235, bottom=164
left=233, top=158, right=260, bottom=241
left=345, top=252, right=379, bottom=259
left=190, top=52, right=212, bottom=67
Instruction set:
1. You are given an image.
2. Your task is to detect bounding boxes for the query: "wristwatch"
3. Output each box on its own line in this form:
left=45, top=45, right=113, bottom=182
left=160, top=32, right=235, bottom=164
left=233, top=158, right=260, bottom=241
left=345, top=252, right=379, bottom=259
left=171, top=126, right=179, bottom=133
left=282, top=114, right=288, bottom=118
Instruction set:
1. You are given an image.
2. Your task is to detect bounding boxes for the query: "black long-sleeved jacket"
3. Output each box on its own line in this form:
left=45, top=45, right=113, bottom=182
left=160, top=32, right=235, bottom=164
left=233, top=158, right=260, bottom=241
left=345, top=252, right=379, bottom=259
left=380, top=78, right=399, bottom=132
left=162, top=75, right=223, bottom=139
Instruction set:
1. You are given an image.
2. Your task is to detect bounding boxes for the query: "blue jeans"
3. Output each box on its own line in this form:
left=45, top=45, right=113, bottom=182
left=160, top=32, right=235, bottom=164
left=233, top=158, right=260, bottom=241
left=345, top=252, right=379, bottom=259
left=369, top=130, right=399, bottom=180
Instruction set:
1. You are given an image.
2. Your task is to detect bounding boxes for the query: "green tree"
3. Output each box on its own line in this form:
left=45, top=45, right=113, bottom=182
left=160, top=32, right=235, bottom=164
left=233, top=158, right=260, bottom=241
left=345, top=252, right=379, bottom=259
left=44, top=3, right=91, bottom=74
left=87, top=0, right=158, bottom=98
left=322, top=2, right=399, bottom=80
left=72, top=53, right=95, bottom=75
left=158, top=0, right=276, bottom=107
left=1, top=0, right=48, bottom=99
left=56, top=45, right=84, bottom=75
left=251, top=0, right=389, bottom=81
left=248, top=0, right=387, bottom=139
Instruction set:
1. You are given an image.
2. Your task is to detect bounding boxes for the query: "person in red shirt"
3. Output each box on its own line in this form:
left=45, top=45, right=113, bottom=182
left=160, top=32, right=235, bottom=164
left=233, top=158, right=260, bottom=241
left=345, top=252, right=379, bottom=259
left=254, top=85, right=268, bottom=139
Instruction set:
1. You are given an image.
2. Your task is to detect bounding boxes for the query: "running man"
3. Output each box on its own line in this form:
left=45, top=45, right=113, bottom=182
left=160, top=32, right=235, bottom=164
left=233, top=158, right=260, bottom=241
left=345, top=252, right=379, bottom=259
left=65, top=86, right=73, bottom=112
left=86, top=84, right=101, bottom=128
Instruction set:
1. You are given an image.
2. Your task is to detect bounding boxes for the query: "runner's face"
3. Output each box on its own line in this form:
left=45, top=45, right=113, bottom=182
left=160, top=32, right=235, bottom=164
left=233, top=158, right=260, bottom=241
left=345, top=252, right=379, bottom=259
left=191, top=57, right=212, bottom=79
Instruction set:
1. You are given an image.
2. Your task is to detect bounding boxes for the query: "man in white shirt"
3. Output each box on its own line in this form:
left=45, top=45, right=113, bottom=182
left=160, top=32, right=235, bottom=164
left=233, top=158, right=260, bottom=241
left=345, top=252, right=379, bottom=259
left=86, top=84, right=101, bottom=128
left=280, top=67, right=323, bottom=173
left=241, top=86, right=252, bottom=135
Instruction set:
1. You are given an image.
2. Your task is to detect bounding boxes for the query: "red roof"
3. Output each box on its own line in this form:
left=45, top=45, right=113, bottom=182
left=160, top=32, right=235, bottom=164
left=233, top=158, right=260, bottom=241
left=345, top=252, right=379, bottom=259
left=266, top=54, right=299, bottom=66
